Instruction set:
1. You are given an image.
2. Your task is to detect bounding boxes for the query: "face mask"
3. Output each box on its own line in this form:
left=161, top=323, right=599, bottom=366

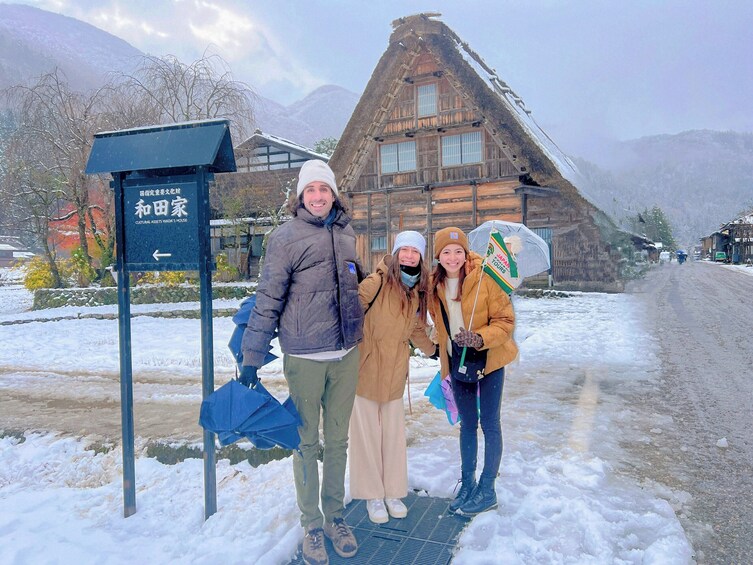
left=399, top=263, right=420, bottom=275
left=400, top=270, right=420, bottom=288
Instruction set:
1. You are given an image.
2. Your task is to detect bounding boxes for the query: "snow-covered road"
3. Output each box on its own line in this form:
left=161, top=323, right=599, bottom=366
left=625, top=260, right=753, bottom=564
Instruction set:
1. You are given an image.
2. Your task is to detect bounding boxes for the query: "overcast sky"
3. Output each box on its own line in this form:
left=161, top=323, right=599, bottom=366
left=11, top=0, right=753, bottom=155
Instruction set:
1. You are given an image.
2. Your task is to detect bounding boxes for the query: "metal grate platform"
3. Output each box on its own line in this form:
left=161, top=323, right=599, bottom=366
left=289, top=492, right=468, bottom=564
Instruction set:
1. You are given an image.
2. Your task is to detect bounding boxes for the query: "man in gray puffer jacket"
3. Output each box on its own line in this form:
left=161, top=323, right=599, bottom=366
left=241, top=159, right=364, bottom=565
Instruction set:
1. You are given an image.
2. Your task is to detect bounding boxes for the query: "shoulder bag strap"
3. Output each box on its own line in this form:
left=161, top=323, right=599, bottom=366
left=438, top=298, right=451, bottom=335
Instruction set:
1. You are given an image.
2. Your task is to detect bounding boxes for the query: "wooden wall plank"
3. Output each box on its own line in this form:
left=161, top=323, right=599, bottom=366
left=477, top=212, right=521, bottom=224
left=476, top=198, right=519, bottom=212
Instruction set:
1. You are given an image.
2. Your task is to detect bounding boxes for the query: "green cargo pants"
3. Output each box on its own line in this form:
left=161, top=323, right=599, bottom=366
left=284, top=347, right=360, bottom=528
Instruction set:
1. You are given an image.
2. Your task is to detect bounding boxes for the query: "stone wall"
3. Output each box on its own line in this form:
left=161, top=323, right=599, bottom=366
left=33, top=284, right=255, bottom=310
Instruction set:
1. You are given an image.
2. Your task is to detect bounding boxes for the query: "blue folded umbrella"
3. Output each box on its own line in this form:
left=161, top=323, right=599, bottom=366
left=198, top=294, right=301, bottom=451
left=228, top=295, right=278, bottom=367
left=199, top=380, right=302, bottom=450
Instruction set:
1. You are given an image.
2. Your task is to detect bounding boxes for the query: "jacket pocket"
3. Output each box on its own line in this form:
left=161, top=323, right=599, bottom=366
left=284, top=294, right=302, bottom=338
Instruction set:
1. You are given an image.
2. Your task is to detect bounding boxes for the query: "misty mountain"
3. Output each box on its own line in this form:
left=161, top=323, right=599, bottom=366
left=0, top=3, right=143, bottom=92
left=0, top=3, right=357, bottom=148
left=575, top=130, right=753, bottom=247
left=253, top=85, right=359, bottom=148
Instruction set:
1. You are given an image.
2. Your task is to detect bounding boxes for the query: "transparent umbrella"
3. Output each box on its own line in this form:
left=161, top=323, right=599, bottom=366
left=468, top=220, right=551, bottom=279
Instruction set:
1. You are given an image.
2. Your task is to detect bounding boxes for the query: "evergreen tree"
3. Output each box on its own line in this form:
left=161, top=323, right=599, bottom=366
left=313, top=137, right=338, bottom=157
left=630, top=206, right=676, bottom=249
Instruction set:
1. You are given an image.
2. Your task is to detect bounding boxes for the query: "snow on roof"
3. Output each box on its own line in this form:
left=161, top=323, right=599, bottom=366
left=0, top=243, right=20, bottom=251
left=719, top=213, right=753, bottom=231
left=449, top=37, right=595, bottom=200
left=95, top=118, right=229, bottom=137
left=238, top=130, right=329, bottom=162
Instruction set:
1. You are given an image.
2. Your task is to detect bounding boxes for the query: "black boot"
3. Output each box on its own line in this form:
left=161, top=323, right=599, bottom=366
left=448, top=472, right=477, bottom=513
left=456, top=476, right=497, bottom=516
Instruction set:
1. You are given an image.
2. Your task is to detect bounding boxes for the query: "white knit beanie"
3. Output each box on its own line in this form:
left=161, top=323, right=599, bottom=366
left=392, top=230, right=426, bottom=259
left=296, top=159, right=338, bottom=196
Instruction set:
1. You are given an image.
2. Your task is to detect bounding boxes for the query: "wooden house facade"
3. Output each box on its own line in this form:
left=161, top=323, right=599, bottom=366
left=704, top=213, right=753, bottom=263
left=328, top=14, right=623, bottom=291
left=723, top=215, right=753, bottom=264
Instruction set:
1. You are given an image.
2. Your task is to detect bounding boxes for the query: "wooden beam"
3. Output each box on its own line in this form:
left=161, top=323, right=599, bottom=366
left=386, top=192, right=392, bottom=251
left=471, top=180, right=478, bottom=226
left=427, top=190, right=434, bottom=257
left=513, top=185, right=557, bottom=197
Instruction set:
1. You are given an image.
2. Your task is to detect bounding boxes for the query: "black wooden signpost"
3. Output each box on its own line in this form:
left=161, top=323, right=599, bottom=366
left=85, top=119, right=236, bottom=520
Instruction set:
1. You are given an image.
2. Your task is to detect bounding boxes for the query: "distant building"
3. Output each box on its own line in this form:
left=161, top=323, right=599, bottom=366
left=0, top=239, right=34, bottom=267
left=209, top=217, right=276, bottom=279
left=705, top=213, right=753, bottom=264
left=700, top=235, right=713, bottom=260
left=624, top=232, right=658, bottom=263
left=233, top=129, right=329, bottom=173
left=0, top=243, right=16, bottom=267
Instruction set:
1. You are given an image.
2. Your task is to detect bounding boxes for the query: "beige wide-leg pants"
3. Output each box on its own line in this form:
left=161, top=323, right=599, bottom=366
left=348, top=395, right=408, bottom=500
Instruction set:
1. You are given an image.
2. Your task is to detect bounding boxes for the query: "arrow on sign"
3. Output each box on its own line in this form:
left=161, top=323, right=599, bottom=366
left=153, top=250, right=172, bottom=261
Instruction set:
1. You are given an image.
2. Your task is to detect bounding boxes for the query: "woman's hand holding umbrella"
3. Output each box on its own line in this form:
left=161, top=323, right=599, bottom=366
left=454, top=327, right=483, bottom=349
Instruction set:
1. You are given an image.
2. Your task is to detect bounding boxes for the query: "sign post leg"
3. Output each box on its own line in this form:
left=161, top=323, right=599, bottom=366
left=200, top=268, right=217, bottom=519
left=114, top=173, right=137, bottom=518
left=117, top=272, right=136, bottom=517
left=197, top=166, right=217, bottom=519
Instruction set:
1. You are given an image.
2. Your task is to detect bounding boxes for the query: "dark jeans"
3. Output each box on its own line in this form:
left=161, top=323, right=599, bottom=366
left=451, top=367, right=504, bottom=481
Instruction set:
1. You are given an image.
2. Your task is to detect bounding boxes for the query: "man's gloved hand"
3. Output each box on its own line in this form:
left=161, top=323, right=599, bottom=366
left=454, top=327, right=483, bottom=349
left=238, top=365, right=259, bottom=387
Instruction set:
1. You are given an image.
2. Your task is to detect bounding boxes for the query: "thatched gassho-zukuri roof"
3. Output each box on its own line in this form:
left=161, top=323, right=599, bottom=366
left=329, top=13, right=609, bottom=225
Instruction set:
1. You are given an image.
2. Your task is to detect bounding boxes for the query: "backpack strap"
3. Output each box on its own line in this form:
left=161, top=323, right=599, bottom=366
left=364, top=276, right=383, bottom=315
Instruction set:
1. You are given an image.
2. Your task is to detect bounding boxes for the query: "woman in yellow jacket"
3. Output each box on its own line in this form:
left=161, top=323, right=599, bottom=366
left=429, top=227, right=517, bottom=517
left=349, top=231, right=436, bottom=524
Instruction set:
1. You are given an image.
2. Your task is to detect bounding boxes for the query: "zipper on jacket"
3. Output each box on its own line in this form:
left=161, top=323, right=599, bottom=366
left=329, top=224, right=344, bottom=349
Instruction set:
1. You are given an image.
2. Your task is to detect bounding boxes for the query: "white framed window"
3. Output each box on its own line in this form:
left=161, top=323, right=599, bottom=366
left=441, top=131, right=482, bottom=166
left=371, top=236, right=387, bottom=251
left=380, top=141, right=416, bottom=173
left=417, top=83, right=437, bottom=117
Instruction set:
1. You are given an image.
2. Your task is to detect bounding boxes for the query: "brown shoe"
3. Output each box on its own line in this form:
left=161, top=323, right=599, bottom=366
left=323, top=518, right=358, bottom=558
left=302, top=526, right=328, bottom=565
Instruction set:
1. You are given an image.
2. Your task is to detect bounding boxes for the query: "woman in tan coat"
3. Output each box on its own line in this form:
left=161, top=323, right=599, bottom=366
left=349, top=231, right=436, bottom=524
left=429, top=226, right=517, bottom=518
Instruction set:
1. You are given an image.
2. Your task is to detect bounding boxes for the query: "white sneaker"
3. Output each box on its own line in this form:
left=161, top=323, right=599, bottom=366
left=385, top=498, right=407, bottom=519
left=366, top=499, right=389, bottom=524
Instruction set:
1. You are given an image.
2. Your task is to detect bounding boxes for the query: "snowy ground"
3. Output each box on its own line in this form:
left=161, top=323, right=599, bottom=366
left=719, top=262, right=753, bottom=276
left=0, top=271, right=696, bottom=564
